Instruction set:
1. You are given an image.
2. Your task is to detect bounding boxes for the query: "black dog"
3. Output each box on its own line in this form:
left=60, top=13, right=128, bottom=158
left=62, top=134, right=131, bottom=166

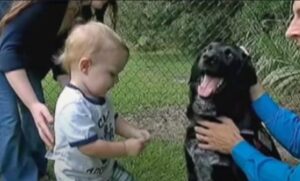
left=185, top=42, right=281, bottom=181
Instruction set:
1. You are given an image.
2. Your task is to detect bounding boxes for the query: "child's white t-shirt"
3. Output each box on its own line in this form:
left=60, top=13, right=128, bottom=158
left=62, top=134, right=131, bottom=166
left=46, top=84, right=117, bottom=180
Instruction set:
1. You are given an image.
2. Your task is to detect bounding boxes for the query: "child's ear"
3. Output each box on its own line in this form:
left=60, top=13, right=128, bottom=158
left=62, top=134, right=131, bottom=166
left=79, top=57, right=92, bottom=75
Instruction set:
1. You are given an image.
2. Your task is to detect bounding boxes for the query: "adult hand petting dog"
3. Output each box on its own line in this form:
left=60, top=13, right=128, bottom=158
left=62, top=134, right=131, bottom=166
left=195, top=117, right=244, bottom=154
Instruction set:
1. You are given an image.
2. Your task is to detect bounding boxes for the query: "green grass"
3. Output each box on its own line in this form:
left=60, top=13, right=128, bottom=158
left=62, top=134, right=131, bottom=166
left=47, top=140, right=186, bottom=181
left=43, top=51, right=191, bottom=180
left=119, top=140, right=186, bottom=181
left=112, top=51, right=191, bottom=114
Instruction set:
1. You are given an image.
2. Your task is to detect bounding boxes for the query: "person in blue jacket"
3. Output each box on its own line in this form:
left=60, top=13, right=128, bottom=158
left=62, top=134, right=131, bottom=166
left=195, top=1, right=300, bottom=181
left=0, top=1, right=117, bottom=181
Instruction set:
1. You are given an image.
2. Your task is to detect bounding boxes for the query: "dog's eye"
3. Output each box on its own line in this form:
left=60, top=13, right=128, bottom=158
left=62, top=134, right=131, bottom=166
left=224, top=48, right=233, bottom=60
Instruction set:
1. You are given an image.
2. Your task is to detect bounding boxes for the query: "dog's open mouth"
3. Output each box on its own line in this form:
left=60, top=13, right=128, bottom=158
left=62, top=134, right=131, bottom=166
left=197, top=74, right=224, bottom=98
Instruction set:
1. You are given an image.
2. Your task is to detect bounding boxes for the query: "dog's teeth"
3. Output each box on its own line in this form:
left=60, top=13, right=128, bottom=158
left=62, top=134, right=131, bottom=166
left=217, top=79, right=223, bottom=88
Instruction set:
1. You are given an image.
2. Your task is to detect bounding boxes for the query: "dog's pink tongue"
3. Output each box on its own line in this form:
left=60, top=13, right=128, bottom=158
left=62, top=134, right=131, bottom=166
left=197, top=75, right=220, bottom=97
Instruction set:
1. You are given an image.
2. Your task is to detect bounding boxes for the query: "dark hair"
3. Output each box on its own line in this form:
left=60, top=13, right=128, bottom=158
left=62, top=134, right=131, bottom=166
left=79, top=0, right=118, bottom=30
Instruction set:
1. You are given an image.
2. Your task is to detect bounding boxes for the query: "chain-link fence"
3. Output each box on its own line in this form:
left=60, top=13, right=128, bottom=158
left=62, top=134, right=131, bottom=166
left=42, top=1, right=300, bottom=141
left=0, top=1, right=299, bottom=180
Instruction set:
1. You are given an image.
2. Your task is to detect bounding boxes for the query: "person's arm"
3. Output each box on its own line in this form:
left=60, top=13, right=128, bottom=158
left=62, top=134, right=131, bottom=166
left=78, top=140, right=126, bottom=158
left=250, top=84, right=300, bottom=157
left=60, top=103, right=145, bottom=158
left=232, top=141, right=300, bottom=181
left=115, top=115, right=151, bottom=142
left=78, top=138, right=146, bottom=158
left=5, top=69, right=54, bottom=148
left=196, top=117, right=300, bottom=181
left=115, top=115, right=139, bottom=138
left=0, top=2, right=68, bottom=148
left=6, top=69, right=40, bottom=112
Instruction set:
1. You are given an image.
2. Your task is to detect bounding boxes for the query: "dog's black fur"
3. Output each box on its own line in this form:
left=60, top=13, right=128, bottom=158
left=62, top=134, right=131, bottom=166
left=185, top=42, right=281, bottom=181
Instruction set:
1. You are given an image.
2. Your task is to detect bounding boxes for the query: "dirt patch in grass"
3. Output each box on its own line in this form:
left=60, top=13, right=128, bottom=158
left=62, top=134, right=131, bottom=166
left=125, top=106, right=189, bottom=142
left=125, top=106, right=299, bottom=165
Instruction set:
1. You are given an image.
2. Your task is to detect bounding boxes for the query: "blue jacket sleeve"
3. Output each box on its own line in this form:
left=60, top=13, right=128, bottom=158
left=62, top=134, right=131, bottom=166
left=253, top=93, right=300, bottom=157
left=232, top=141, right=300, bottom=181
left=231, top=93, right=300, bottom=181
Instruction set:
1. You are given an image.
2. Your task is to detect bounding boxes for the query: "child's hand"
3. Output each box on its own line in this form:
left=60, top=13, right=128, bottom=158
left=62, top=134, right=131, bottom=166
left=124, top=138, right=145, bottom=156
left=134, top=129, right=151, bottom=143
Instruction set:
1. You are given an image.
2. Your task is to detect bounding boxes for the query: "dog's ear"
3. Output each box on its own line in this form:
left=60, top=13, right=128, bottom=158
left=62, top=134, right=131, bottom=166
left=189, top=54, right=201, bottom=84
left=237, top=46, right=257, bottom=88
left=188, top=54, right=202, bottom=103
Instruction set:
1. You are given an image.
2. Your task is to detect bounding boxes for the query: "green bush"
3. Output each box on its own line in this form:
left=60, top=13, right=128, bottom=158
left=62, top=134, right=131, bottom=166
left=117, top=1, right=291, bottom=54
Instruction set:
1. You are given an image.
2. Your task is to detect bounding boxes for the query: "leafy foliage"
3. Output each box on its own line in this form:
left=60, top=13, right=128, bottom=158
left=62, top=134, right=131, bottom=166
left=117, top=1, right=243, bottom=53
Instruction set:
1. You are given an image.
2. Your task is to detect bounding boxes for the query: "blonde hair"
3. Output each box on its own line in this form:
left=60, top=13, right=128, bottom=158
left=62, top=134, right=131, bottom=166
left=59, top=21, right=128, bottom=73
